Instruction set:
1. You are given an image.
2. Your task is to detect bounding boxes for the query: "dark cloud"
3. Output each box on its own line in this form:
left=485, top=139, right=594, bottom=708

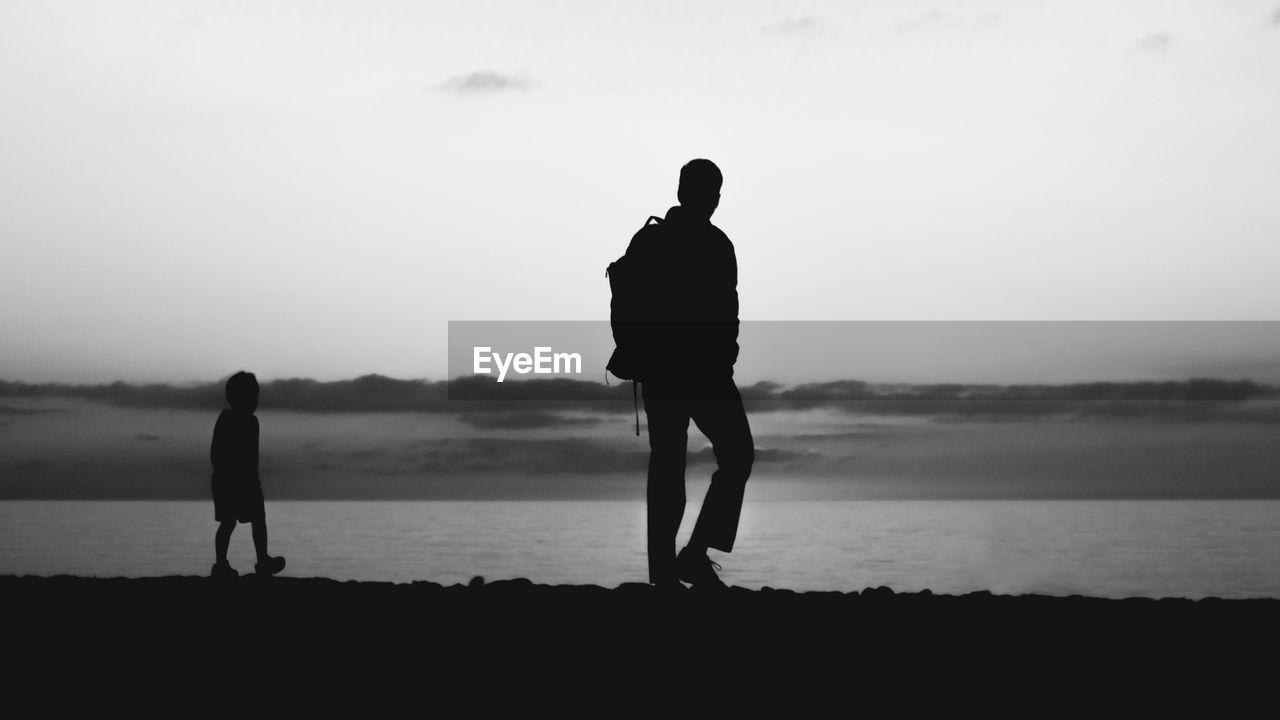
left=417, top=438, right=644, bottom=475
left=785, top=427, right=891, bottom=441
left=5, top=396, right=1280, bottom=500
left=1170, top=356, right=1280, bottom=383
left=435, top=435, right=645, bottom=474
left=0, top=375, right=451, bottom=412
left=0, top=380, right=227, bottom=411
left=1, top=376, right=1273, bottom=420
left=1137, top=33, right=1172, bottom=52
left=445, top=375, right=630, bottom=404
left=408, top=437, right=808, bottom=475
left=268, top=375, right=449, bottom=412
left=746, top=378, right=1272, bottom=414
left=687, top=446, right=810, bottom=467
left=0, top=405, right=61, bottom=415
left=439, top=70, right=532, bottom=95
left=822, top=381, right=1280, bottom=422
left=458, top=411, right=605, bottom=430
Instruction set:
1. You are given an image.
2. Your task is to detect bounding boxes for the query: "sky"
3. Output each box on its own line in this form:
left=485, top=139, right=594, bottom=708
left=3, top=0, right=1280, bottom=383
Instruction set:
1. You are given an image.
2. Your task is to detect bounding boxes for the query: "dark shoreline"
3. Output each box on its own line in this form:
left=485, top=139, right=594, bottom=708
left=8, top=574, right=1277, bottom=708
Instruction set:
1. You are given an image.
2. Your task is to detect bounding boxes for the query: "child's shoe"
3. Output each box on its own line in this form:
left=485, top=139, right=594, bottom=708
left=255, top=555, right=286, bottom=576
left=211, top=561, right=239, bottom=580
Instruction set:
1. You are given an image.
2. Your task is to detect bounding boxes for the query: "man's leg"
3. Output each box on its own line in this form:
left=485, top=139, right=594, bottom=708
left=643, top=386, right=691, bottom=585
left=686, top=379, right=754, bottom=555
left=251, top=517, right=270, bottom=563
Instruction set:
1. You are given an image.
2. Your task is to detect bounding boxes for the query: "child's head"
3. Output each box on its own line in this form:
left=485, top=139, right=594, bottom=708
left=225, top=371, right=259, bottom=413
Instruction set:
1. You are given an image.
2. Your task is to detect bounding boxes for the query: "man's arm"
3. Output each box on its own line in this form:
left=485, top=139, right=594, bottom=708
left=718, top=237, right=741, bottom=371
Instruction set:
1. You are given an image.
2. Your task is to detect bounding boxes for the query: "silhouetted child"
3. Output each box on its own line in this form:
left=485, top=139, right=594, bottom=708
left=210, top=371, right=285, bottom=578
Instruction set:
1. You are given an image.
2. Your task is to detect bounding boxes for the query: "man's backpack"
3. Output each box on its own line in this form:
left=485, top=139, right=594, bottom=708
left=606, top=215, right=663, bottom=433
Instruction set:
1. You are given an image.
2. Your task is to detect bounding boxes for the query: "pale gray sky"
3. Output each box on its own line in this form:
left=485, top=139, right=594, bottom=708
left=3, top=1, right=1279, bottom=382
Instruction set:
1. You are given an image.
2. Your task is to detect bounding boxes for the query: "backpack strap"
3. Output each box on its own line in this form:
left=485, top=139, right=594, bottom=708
left=610, top=216, right=663, bottom=278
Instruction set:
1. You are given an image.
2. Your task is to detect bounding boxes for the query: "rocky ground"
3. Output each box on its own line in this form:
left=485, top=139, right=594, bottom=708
left=5, top=575, right=1276, bottom=713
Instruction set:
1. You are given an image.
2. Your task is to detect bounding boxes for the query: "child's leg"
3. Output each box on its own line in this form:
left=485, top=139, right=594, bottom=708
left=251, top=518, right=270, bottom=563
left=215, top=521, right=236, bottom=565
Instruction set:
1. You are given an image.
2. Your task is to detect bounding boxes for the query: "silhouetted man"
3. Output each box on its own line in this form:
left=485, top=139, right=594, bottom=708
left=629, top=159, right=754, bottom=589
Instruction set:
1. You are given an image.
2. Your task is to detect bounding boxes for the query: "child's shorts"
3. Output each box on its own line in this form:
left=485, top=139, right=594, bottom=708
left=212, top=479, right=265, bottom=524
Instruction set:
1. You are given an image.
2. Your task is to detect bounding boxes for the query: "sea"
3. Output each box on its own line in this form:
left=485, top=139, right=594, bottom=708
left=3, top=499, right=1280, bottom=599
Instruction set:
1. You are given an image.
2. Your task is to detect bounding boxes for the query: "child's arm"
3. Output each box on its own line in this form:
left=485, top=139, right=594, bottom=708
left=210, top=412, right=228, bottom=473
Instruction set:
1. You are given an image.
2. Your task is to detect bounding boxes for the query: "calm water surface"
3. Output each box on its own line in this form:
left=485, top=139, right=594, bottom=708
left=3, top=499, right=1279, bottom=598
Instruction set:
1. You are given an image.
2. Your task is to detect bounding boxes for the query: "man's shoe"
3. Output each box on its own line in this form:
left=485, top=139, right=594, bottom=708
left=211, top=562, right=239, bottom=580
left=255, top=555, right=286, bottom=576
left=676, top=548, right=726, bottom=590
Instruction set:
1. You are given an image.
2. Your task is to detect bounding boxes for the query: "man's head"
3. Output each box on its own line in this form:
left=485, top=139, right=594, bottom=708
left=225, top=371, right=259, bottom=413
left=677, top=158, right=722, bottom=220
